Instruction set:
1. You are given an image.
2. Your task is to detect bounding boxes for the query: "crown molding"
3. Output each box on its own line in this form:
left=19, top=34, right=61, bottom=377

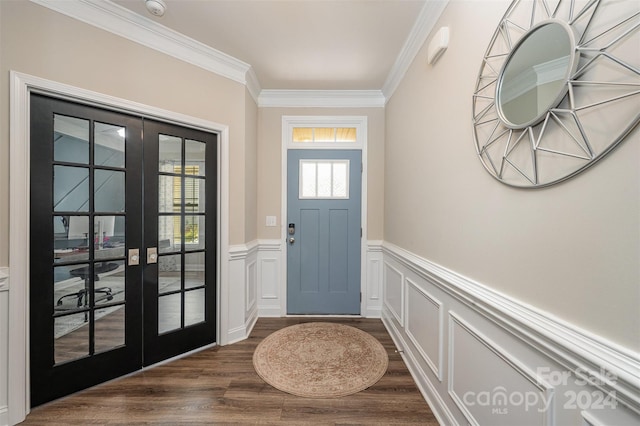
left=245, top=67, right=262, bottom=105
left=29, top=0, right=450, bottom=108
left=258, top=90, right=385, bottom=108
left=30, top=0, right=252, bottom=85
left=382, top=0, right=449, bottom=103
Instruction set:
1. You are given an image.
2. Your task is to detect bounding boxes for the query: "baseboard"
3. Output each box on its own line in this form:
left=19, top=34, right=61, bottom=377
left=381, top=241, right=640, bottom=425
left=363, top=306, right=382, bottom=318
left=226, top=324, right=249, bottom=345
left=258, top=306, right=284, bottom=317
left=245, top=306, right=258, bottom=340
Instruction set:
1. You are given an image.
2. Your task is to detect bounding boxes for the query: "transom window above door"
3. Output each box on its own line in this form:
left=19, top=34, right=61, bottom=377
left=293, top=127, right=356, bottom=143
left=283, top=116, right=366, bottom=149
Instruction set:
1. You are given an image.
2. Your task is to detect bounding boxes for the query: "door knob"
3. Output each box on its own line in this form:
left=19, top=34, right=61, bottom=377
left=289, top=237, right=295, bottom=244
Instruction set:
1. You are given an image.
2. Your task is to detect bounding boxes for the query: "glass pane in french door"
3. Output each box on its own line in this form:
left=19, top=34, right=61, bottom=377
left=157, top=135, right=207, bottom=334
left=30, top=94, right=143, bottom=407
left=50, top=116, right=129, bottom=365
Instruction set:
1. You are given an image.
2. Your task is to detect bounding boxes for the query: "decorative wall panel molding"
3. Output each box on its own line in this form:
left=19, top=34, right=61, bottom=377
left=0, top=288, right=8, bottom=426
left=256, top=240, right=383, bottom=318
left=448, top=312, right=553, bottom=425
left=226, top=242, right=259, bottom=344
left=406, top=278, right=443, bottom=381
left=364, top=241, right=384, bottom=317
left=382, top=300, right=458, bottom=426
left=383, top=261, right=404, bottom=325
left=256, top=240, right=284, bottom=317
left=381, top=242, right=640, bottom=424
left=245, top=258, right=258, bottom=326
left=0, top=407, right=7, bottom=426
left=0, top=267, right=8, bottom=292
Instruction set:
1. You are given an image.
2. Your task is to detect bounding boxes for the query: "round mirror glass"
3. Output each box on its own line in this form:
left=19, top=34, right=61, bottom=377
left=497, top=21, right=576, bottom=129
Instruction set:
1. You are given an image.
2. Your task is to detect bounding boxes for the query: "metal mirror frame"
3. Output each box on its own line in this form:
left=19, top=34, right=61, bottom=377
left=495, top=20, right=579, bottom=129
left=472, top=0, right=640, bottom=188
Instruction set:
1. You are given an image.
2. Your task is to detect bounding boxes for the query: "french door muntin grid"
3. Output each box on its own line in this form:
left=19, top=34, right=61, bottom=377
left=52, top=114, right=128, bottom=364
left=157, top=134, right=207, bottom=335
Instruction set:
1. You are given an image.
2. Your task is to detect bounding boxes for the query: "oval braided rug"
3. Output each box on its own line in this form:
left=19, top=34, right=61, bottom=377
left=252, top=322, right=388, bottom=398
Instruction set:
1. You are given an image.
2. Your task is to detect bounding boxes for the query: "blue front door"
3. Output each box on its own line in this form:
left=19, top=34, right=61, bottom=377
left=287, top=150, right=362, bottom=314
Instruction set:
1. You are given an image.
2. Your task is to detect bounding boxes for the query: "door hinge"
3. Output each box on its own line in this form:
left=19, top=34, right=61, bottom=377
left=361, top=162, right=363, bottom=173
left=361, top=227, right=363, bottom=238
left=360, top=292, right=362, bottom=302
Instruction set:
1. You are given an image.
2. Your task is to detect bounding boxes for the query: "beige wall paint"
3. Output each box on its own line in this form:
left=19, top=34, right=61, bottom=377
left=256, top=107, right=385, bottom=241
left=0, top=0, right=253, bottom=254
left=385, top=0, right=639, bottom=350
left=245, top=89, right=258, bottom=242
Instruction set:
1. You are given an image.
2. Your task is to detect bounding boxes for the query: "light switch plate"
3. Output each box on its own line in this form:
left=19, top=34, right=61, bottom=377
left=266, top=216, right=277, bottom=227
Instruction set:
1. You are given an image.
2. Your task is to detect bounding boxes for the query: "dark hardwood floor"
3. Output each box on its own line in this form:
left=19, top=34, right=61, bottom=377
left=23, top=317, right=438, bottom=425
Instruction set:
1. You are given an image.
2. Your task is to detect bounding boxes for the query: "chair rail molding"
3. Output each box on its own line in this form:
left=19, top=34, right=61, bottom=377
left=380, top=241, right=640, bottom=425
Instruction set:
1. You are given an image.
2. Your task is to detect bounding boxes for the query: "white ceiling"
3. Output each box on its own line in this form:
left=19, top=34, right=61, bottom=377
left=111, top=0, right=429, bottom=91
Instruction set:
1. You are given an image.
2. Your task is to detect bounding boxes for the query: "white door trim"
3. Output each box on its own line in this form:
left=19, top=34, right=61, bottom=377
left=280, top=115, right=368, bottom=316
left=8, top=71, right=230, bottom=424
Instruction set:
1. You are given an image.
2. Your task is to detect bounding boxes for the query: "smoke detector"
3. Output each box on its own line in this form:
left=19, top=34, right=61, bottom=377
left=145, top=0, right=166, bottom=17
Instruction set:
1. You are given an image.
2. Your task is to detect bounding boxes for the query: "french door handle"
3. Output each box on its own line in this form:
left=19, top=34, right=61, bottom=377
left=147, top=247, right=158, bottom=264
left=128, top=249, right=140, bottom=266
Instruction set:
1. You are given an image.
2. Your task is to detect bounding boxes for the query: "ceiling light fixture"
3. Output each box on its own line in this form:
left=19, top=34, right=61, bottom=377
left=145, top=0, right=166, bottom=17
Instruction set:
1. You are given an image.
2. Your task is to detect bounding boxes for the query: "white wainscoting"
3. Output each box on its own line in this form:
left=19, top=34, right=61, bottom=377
left=256, top=240, right=285, bottom=317
left=225, top=242, right=259, bottom=345
left=364, top=241, right=383, bottom=317
left=227, top=239, right=384, bottom=343
left=380, top=242, right=640, bottom=426
left=255, top=239, right=383, bottom=318
left=0, top=267, right=9, bottom=426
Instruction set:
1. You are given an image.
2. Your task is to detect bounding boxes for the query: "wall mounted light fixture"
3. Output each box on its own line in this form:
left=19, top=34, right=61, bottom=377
left=427, top=27, right=449, bottom=65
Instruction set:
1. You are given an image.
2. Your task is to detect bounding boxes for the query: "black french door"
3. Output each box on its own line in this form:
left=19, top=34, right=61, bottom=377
left=142, top=120, right=216, bottom=365
left=30, top=94, right=217, bottom=406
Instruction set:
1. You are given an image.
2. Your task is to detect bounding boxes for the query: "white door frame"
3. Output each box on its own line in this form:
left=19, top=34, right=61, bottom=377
left=8, top=71, right=230, bottom=424
left=280, top=115, right=368, bottom=316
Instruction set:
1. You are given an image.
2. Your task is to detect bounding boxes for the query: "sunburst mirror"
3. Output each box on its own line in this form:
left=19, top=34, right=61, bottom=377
left=472, top=0, right=640, bottom=188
